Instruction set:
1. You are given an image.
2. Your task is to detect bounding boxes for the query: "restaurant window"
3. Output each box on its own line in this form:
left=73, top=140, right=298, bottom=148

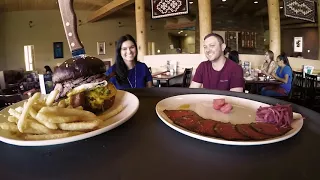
left=24, top=45, right=35, bottom=71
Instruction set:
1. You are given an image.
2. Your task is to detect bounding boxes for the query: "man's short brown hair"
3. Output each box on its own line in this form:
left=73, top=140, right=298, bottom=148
left=204, top=33, right=224, bottom=44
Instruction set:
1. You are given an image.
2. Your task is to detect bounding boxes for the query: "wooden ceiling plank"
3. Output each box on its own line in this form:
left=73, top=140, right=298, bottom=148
left=232, top=0, right=248, bottom=14
left=254, top=7, right=268, bottom=16
left=281, top=18, right=307, bottom=25
left=255, top=0, right=283, bottom=16
left=87, top=0, right=134, bottom=22
left=164, top=21, right=196, bottom=30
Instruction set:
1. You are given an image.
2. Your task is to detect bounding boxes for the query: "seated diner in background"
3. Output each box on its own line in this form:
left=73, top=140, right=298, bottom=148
left=224, top=46, right=231, bottom=58
left=106, top=34, right=153, bottom=89
left=44, top=65, right=53, bottom=74
left=228, top=50, right=240, bottom=65
left=189, top=33, right=244, bottom=92
left=261, top=53, right=292, bottom=97
left=260, top=50, right=277, bottom=75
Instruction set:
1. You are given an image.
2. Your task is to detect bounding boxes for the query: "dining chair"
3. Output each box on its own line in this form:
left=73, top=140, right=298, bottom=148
left=0, top=86, right=21, bottom=95
left=169, top=68, right=193, bottom=87
left=0, top=93, right=23, bottom=110
left=182, top=68, right=193, bottom=87
left=290, top=71, right=305, bottom=101
left=272, top=71, right=301, bottom=103
left=304, top=74, right=320, bottom=109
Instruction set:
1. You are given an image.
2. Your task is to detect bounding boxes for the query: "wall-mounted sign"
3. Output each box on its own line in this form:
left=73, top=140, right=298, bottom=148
left=53, top=42, right=63, bottom=59
left=151, top=0, right=189, bottom=19
left=284, top=0, right=315, bottom=22
left=294, top=37, right=303, bottom=52
left=97, top=42, right=106, bottom=55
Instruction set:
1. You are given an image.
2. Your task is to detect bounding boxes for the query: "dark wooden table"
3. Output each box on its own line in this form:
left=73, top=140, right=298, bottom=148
left=152, top=71, right=184, bottom=87
left=245, top=77, right=282, bottom=94
left=1, top=88, right=320, bottom=180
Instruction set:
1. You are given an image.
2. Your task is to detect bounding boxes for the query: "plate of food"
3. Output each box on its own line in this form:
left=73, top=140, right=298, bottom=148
left=156, top=94, right=303, bottom=146
left=0, top=58, right=139, bottom=146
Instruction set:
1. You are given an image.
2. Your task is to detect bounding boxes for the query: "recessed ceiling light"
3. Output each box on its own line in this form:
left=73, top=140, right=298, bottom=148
left=254, top=1, right=258, bottom=4
left=178, top=31, right=181, bottom=34
left=189, top=1, right=193, bottom=4
left=185, top=34, right=188, bottom=36
left=280, top=6, right=283, bottom=9
left=222, top=0, right=227, bottom=2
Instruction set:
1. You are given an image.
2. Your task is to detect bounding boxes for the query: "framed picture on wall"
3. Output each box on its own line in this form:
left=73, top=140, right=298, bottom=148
left=294, top=37, right=303, bottom=52
left=97, top=42, right=106, bottom=55
left=53, top=42, right=63, bottom=59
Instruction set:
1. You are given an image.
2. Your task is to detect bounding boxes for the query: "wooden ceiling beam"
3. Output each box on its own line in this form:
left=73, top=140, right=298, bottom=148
left=166, top=17, right=179, bottom=24
left=255, top=0, right=283, bottom=16
left=281, top=23, right=318, bottom=29
left=164, top=21, right=196, bottom=30
left=87, top=0, right=134, bottom=23
left=232, top=0, right=248, bottom=14
left=179, top=14, right=196, bottom=21
left=281, top=18, right=308, bottom=25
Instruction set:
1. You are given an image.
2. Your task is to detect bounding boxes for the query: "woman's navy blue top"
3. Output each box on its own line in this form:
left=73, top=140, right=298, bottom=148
left=106, top=61, right=152, bottom=89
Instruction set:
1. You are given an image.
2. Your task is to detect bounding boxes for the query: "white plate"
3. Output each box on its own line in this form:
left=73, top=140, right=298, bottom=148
left=244, top=77, right=254, bottom=81
left=156, top=94, right=303, bottom=146
left=0, top=90, right=139, bottom=146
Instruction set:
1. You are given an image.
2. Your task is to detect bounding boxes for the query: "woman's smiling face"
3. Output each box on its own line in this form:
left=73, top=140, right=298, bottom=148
left=120, top=40, right=137, bottom=62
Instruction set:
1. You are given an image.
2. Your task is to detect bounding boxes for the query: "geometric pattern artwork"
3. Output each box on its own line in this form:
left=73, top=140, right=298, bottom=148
left=284, top=0, right=316, bottom=22
left=151, top=0, right=189, bottom=19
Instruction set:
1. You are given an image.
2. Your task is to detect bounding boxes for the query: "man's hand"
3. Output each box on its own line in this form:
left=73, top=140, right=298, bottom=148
left=189, top=81, right=202, bottom=88
left=230, top=87, right=244, bottom=93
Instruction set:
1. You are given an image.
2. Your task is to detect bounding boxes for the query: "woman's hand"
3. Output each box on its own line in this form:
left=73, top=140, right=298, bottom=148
left=262, top=70, right=269, bottom=76
left=271, top=72, right=277, bottom=79
left=271, top=73, right=288, bottom=83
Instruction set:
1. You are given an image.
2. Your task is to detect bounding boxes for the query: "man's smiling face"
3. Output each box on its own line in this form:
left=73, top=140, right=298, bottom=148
left=203, top=36, right=226, bottom=62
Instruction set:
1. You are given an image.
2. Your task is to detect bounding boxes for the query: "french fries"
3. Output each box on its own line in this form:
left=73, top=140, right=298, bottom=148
left=17, top=92, right=41, bottom=132
left=98, top=105, right=125, bottom=121
left=45, top=90, right=59, bottom=106
left=0, top=89, right=124, bottom=141
left=58, top=120, right=101, bottom=131
left=58, top=100, right=66, bottom=108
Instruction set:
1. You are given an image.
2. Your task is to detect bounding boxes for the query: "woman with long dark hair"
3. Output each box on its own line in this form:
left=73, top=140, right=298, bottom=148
left=106, top=34, right=153, bottom=89
left=261, top=53, right=292, bottom=96
left=261, top=50, right=277, bottom=75
left=44, top=65, right=53, bottom=74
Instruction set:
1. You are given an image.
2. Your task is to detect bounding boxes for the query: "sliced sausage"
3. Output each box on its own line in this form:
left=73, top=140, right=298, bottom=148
left=220, top=103, right=233, bottom=114
left=278, top=126, right=293, bottom=135
left=194, top=119, right=220, bottom=138
left=236, top=124, right=271, bottom=140
left=251, top=123, right=291, bottom=136
left=213, top=99, right=226, bottom=110
left=214, top=123, right=249, bottom=141
left=163, top=110, right=201, bottom=120
left=172, top=116, right=200, bottom=131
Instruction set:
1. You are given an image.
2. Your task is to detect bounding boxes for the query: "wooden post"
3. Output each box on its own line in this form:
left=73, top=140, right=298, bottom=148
left=318, top=0, right=320, bottom=60
left=267, top=0, right=281, bottom=57
left=198, top=0, right=212, bottom=54
left=135, top=0, right=147, bottom=61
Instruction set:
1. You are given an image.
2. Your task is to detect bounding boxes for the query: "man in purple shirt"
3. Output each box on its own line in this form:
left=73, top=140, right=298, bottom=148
left=189, top=33, right=244, bottom=92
